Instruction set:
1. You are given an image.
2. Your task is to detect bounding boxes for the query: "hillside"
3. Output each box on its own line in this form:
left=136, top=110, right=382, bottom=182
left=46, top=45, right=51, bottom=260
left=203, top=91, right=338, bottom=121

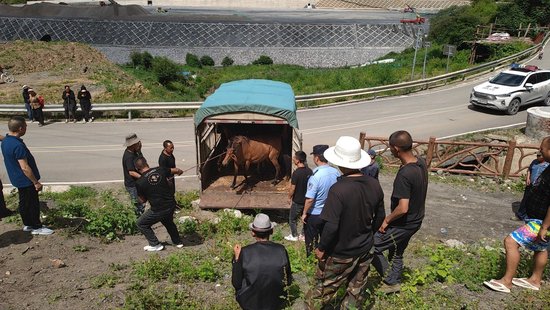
left=0, top=41, right=149, bottom=104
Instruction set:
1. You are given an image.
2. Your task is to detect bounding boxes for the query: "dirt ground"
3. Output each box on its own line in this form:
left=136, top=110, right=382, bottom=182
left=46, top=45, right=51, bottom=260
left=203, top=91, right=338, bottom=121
left=0, top=173, right=524, bottom=310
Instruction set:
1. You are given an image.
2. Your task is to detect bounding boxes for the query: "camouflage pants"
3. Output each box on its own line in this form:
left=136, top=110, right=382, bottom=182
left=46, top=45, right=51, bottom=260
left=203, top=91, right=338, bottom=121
left=305, top=251, right=373, bottom=310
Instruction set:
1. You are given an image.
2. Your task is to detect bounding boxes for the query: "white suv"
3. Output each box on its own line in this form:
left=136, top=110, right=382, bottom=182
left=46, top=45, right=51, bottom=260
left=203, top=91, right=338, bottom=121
left=470, top=65, right=550, bottom=115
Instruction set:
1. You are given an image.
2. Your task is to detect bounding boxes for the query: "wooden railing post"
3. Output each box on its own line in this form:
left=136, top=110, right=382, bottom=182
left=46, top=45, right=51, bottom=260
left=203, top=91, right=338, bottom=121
left=502, top=140, right=516, bottom=179
left=359, top=132, right=366, bottom=150
left=426, top=136, right=436, bottom=167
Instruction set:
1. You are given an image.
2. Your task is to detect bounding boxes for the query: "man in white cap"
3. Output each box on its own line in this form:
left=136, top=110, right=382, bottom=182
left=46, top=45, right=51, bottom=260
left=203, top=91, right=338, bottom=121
left=122, top=133, right=145, bottom=216
left=305, top=136, right=385, bottom=309
left=232, top=213, right=292, bottom=310
left=372, top=130, right=428, bottom=293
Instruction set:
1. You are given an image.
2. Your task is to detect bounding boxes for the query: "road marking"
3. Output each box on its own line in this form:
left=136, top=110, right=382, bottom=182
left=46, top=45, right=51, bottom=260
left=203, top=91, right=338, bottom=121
left=28, top=142, right=195, bottom=153
left=437, top=122, right=526, bottom=140
left=3, top=174, right=199, bottom=188
left=302, top=105, right=465, bottom=135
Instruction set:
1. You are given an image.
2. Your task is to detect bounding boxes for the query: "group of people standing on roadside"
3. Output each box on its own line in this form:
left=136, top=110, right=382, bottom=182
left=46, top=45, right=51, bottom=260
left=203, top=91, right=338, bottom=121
left=21, top=85, right=93, bottom=126
left=121, top=133, right=186, bottom=252
left=231, top=130, right=428, bottom=310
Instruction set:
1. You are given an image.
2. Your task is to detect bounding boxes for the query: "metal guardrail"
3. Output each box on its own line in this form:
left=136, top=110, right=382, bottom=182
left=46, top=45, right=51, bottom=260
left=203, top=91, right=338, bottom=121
left=0, top=39, right=545, bottom=115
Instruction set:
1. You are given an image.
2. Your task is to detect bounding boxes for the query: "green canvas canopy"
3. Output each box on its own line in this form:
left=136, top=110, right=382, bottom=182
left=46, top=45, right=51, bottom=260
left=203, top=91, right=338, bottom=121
left=194, top=79, right=298, bottom=128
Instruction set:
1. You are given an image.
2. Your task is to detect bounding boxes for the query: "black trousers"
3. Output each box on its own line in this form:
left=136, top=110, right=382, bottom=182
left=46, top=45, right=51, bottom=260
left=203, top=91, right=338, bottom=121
left=18, top=185, right=42, bottom=229
left=33, top=107, right=44, bottom=125
left=80, top=103, right=91, bottom=121
left=304, top=214, right=324, bottom=256
left=137, top=207, right=181, bottom=246
left=64, top=103, right=76, bottom=119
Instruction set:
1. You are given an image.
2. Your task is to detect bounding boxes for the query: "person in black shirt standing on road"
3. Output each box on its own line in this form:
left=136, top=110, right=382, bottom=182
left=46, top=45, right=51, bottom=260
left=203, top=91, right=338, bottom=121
left=134, top=157, right=183, bottom=252
left=158, top=140, right=176, bottom=192
left=285, top=151, right=312, bottom=242
left=372, top=130, right=428, bottom=294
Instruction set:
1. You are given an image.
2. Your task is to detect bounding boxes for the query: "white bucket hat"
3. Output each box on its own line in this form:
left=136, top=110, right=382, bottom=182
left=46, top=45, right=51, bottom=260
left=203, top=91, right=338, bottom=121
left=324, top=136, right=371, bottom=169
left=123, top=133, right=141, bottom=147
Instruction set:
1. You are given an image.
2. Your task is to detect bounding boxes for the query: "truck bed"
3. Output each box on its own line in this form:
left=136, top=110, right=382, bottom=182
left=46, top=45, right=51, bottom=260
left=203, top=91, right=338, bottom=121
left=198, top=176, right=291, bottom=209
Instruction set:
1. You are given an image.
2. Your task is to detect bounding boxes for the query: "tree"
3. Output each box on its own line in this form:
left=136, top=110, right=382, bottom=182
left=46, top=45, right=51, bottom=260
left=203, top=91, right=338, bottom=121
left=152, top=57, right=180, bottom=86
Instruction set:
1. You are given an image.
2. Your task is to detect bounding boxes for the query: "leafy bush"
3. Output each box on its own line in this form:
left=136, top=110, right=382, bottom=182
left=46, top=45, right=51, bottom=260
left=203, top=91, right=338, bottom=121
left=175, top=190, right=199, bottom=209
left=91, top=274, right=119, bottom=289
left=200, top=55, right=215, bottom=66
left=83, top=191, right=138, bottom=241
left=185, top=53, right=202, bottom=68
left=252, top=55, right=273, bottom=65
left=221, top=56, right=234, bottom=67
left=215, top=212, right=251, bottom=236
left=179, top=219, right=197, bottom=235
left=130, top=51, right=143, bottom=68
left=152, top=56, right=180, bottom=86
left=141, top=52, right=154, bottom=69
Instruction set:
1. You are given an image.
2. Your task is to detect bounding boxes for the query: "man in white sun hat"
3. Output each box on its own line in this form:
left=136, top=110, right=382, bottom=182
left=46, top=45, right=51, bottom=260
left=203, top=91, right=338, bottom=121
left=232, top=213, right=292, bottom=310
left=306, top=136, right=385, bottom=309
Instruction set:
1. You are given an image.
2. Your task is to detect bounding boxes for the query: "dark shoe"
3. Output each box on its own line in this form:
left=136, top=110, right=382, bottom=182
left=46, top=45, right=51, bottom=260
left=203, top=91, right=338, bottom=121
left=379, top=282, right=401, bottom=294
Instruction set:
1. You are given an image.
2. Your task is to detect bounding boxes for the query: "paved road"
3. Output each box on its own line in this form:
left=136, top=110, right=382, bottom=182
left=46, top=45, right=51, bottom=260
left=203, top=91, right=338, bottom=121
left=0, top=47, right=546, bottom=187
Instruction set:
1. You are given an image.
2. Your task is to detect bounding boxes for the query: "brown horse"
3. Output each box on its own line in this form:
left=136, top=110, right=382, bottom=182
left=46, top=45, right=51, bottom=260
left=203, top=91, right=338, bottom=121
left=221, top=135, right=282, bottom=189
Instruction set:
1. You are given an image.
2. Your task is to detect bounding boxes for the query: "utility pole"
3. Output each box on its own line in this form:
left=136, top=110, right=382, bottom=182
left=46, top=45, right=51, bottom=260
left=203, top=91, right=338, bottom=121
left=411, top=26, right=423, bottom=80
left=422, top=40, right=430, bottom=79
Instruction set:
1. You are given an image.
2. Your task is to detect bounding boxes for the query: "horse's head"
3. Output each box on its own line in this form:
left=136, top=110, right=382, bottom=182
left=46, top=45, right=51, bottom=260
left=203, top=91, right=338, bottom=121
left=221, top=138, right=238, bottom=167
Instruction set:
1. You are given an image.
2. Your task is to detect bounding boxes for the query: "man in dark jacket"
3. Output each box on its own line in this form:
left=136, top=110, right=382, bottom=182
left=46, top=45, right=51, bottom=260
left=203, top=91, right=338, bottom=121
left=305, top=136, right=385, bottom=309
left=77, top=85, right=92, bottom=123
left=232, top=213, right=292, bottom=310
left=22, top=85, right=32, bottom=122
left=62, top=85, right=77, bottom=123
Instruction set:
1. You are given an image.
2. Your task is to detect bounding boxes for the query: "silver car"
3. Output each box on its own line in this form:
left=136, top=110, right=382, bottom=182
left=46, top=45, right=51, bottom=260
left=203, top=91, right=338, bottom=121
left=470, top=66, right=550, bottom=115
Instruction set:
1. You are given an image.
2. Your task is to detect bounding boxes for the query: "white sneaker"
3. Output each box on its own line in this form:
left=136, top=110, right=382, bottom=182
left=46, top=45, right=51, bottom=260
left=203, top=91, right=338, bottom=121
left=175, top=244, right=184, bottom=248
left=143, top=244, right=164, bottom=252
left=31, top=227, right=54, bottom=235
left=65, top=119, right=69, bottom=123
left=284, top=234, right=298, bottom=242
left=22, top=225, right=33, bottom=232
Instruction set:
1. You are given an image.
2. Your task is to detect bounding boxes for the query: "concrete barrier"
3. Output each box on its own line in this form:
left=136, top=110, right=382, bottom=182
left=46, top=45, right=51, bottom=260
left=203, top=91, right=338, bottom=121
left=28, top=0, right=310, bottom=9
left=526, top=106, right=550, bottom=140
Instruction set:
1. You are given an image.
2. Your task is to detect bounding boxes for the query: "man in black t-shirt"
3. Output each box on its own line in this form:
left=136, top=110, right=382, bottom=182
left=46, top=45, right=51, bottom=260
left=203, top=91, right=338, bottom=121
left=285, top=151, right=312, bottom=242
left=158, top=140, right=176, bottom=192
left=134, top=157, right=184, bottom=252
left=305, top=136, right=385, bottom=309
left=122, top=133, right=145, bottom=216
left=372, top=130, right=428, bottom=294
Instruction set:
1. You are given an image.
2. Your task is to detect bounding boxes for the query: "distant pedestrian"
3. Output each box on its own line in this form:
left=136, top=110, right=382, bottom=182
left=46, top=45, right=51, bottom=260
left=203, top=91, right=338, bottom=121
left=134, top=157, right=184, bottom=251
left=302, top=144, right=340, bottom=256
left=28, top=89, right=45, bottom=127
left=232, top=213, right=292, bottom=310
left=62, top=85, right=77, bottom=123
left=22, top=85, right=33, bottom=122
left=122, top=133, right=145, bottom=216
left=1, top=116, right=53, bottom=235
left=158, top=140, right=176, bottom=192
left=361, top=149, right=380, bottom=179
left=77, top=85, right=93, bottom=123
left=305, top=136, right=385, bottom=309
left=514, top=151, right=549, bottom=221
left=372, top=130, right=428, bottom=294
left=285, top=150, right=312, bottom=242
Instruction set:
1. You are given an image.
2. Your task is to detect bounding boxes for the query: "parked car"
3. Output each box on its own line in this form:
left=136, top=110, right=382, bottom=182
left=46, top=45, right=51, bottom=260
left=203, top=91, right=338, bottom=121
left=470, top=65, right=550, bottom=115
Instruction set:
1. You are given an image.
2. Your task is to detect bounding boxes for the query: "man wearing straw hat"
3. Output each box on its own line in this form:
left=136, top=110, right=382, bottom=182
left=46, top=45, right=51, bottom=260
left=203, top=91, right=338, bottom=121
left=232, top=213, right=292, bottom=310
left=306, top=136, right=385, bottom=309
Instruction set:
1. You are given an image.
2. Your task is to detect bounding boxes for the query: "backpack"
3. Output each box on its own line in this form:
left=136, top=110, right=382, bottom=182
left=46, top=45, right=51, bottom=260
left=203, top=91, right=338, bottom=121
left=38, top=96, right=45, bottom=107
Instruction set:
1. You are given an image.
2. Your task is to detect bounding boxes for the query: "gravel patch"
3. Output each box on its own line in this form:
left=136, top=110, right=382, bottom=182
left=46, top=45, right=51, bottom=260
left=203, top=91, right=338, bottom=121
left=93, top=45, right=407, bottom=68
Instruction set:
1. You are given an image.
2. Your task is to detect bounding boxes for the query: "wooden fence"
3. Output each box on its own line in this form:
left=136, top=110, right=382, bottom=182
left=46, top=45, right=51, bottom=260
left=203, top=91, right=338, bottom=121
left=358, top=132, right=540, bottom=178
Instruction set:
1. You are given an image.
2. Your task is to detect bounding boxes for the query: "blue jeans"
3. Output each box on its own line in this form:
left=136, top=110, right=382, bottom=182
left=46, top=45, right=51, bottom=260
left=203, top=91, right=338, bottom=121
left=372, top=226, right=419, bottom=285
left=25, top=102, right=33, bottom=121
left=125, top=186, right=145, bottom=216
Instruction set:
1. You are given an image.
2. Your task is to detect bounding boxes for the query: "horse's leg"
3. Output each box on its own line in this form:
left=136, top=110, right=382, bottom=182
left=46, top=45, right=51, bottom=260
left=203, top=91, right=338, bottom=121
left=244, top=160, right=251, bottom=184
left=231, top=162, right=238, bottom=189
left=269, top=152, right=281, bottom=185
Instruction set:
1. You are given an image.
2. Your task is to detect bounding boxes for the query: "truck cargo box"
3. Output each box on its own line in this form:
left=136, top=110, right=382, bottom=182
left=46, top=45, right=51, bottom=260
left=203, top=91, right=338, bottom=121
left=194, top=79, right=302, bottom=209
